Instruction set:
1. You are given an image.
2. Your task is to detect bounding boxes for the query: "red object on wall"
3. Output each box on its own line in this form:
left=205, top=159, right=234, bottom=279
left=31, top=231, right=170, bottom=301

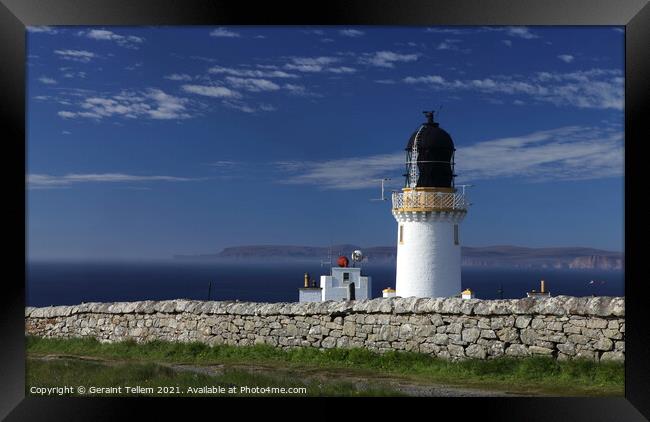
left=337, top=256, right=349, bottom=267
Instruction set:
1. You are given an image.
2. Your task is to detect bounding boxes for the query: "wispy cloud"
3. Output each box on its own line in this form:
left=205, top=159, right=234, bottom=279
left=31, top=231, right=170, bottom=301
left=502, top=40, right=512, bottom=47
left=359, top=51, right=419, bottom=68
left=165, top=73, right=193, bottom=81
left=339, top=29, right=365, bottom=37
left=181, top=84, right=241, bottom=99
left=436, top=39, right=471, bottom=53
left=225, top=77, right=280, bottom=92
left=57, top=89, right=191, bottom=120
left=27, top=26, right=58, bottom=34
left=282, top=83, right=318, bottom=97
left=557, top=54, right=575, bottom=63
left=426, top=26, right=539, bottom=39
left=284, top=56, right=354, bottom=73
left=54, top=49, right=97, bottom=63
left=457, top=126, right=623, bottom=182
left=274, top=153, right=402, bottom=190
left=221, top=100, right=255, bottom=113
left=28, top=173, right=196, bottom=187
left=60, top=68, right=87, bottom=79
left=273, top=125, right=623, bottom=189
left=210, top=27, right=240, bottom=38
left=78, top=29, right=144, bottom=49
left=38, top=76, right=57, bottom=85
left=209, top=65, right=298, bottom=79
left=402, top=69, right=623, bottom=110
left=425, top=28, right=467, bottom=35
left=483, top=26, right=539, bottom=39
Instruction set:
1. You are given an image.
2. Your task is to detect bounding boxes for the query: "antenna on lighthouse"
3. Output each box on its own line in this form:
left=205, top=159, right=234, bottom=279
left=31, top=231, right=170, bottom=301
left=370, top=178, right=391, bottom=201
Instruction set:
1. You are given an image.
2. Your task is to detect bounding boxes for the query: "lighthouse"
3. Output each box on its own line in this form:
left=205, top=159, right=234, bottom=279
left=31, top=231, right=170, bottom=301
left=392, top=111, right=468, bottom=298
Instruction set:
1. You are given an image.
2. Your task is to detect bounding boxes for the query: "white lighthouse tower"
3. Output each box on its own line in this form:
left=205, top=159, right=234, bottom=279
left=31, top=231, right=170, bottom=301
left=392, top=111, right=469, bottom=298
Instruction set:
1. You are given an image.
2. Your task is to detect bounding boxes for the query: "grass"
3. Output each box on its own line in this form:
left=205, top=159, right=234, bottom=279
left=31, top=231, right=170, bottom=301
left=27, top=357, right=401, bottom=396
left=26, top=336, right=624, bottom=396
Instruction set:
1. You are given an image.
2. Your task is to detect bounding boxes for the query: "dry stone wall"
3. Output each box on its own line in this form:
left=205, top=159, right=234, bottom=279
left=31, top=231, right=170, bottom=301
left=25, top=296, right=625, bottom=362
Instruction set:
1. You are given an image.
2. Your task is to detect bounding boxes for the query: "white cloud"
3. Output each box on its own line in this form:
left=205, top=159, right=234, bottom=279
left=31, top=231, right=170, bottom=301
left=425, top=28, right=466, bottom=35
left=436, top=39, right=471, bottom=53
left=164, top=73, right=193, bottom=81
left=181, top=84, right=241, bottom=99
left=80, top=29, right=144, bottom=49
left=27, top=26, right=57, bottom=34
left=225, top=77, right=280, bottom=92
left=62, top=71, right=87, bottom=79
left=57, top=111, right=77, bottom=118
left=274, top=125, right=623, bottom=189
left=54, top=49, right=96, bottom=63
left=28, top=173, right=195, bottom=187
left=275, top=153, right=403, bottom=190
left=210, top=27, right=240, bottom=38
left=284, top=56, right=344, bottom=73
left=484, top=26, right=539, bottom=39
left=145, top=89, right=190, bottom=120
left=327, top=66, right=356, bottom=74
left=221, top=100, right=255, bottom=113
left=557, top=54, right=575, bottom=63
left=283, top=83, right=308, bottom=96
left=426, top=26, right=539, bottom=39
left=339, top=29, right=365, bottom=37
left=359, top=51, right=419, bottom=68
left=301, top=30, right=325, bottom=36
left=208, top=65, right=298, bottom=79
left=502, top=40, right=512, bottom=47
left=402, top=69, right=623, bottom=110
left=403, top=75, right=445, bottom=84
left=456, top=126, right=623, bottom=182
left=57, top=89, right=192, bottom=120
left=38, top=76, right=57, bottom=85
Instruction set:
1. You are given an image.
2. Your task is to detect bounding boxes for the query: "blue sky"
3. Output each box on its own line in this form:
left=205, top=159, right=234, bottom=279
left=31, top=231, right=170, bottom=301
left=26, top=26, right=624, bottom=260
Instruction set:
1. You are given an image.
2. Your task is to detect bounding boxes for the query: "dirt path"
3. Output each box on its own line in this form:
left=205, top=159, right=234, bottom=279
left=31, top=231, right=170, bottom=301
left=29, top=353, right=537, bottom=397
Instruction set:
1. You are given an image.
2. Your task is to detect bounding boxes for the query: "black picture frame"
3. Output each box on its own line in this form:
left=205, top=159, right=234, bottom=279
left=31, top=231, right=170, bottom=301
left=1, top=0, right=648, bottom=419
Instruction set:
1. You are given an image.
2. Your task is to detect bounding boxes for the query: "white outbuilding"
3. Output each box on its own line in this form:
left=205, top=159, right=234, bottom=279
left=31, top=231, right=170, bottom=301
left=298, top=254, right=372, bottom=302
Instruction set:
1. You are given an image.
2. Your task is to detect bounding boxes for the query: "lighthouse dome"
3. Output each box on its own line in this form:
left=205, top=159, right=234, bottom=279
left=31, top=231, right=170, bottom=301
left=404, top=111, right=456, bottom=188
left=405, top=121, right=455, bottom=152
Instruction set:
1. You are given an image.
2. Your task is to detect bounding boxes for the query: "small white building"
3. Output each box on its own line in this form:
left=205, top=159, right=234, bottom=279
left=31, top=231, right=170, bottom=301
left=461, top=288, right=475, bottom=300
left=298, top=272, right=322, bottom=303
left=298, top=258, right=372, bottom=302
left=382, top=287, right=397, bottom=298
left=321, top=266, right=372, bottom=301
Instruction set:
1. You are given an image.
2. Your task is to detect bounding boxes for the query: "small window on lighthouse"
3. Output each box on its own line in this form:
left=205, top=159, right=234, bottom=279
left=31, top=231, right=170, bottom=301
left=399, top=225, right=404, bottom=244
left=454, top=224, right=459, bottom=245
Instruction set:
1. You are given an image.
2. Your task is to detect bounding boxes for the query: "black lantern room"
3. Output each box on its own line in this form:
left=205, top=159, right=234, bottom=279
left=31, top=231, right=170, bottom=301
left=404, top=111, right=456, bottom=188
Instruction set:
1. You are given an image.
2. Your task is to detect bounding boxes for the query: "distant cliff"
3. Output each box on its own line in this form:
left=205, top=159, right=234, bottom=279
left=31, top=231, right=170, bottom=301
left=174, top=244, right=623, bottom=270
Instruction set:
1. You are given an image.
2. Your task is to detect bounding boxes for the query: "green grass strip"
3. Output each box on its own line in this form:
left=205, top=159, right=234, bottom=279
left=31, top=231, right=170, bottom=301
left=26, top=336, right=623, bottom=396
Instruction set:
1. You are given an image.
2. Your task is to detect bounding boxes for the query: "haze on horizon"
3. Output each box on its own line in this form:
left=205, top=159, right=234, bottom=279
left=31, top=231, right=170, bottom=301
left=26, top=26, right=624, bottom=261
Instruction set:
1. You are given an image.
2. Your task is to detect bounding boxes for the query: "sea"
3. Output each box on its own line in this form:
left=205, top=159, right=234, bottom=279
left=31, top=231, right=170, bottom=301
left=26, top=261, right=624, bottom=307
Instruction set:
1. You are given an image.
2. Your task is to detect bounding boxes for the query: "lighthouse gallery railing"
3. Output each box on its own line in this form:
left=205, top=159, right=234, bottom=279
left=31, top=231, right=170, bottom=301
left=392, top=190, right=468, bottom=212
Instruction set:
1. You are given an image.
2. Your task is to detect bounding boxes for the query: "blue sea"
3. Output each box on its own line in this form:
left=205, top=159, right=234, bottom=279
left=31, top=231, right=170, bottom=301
left=26, top=261, right=624, bottom=307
